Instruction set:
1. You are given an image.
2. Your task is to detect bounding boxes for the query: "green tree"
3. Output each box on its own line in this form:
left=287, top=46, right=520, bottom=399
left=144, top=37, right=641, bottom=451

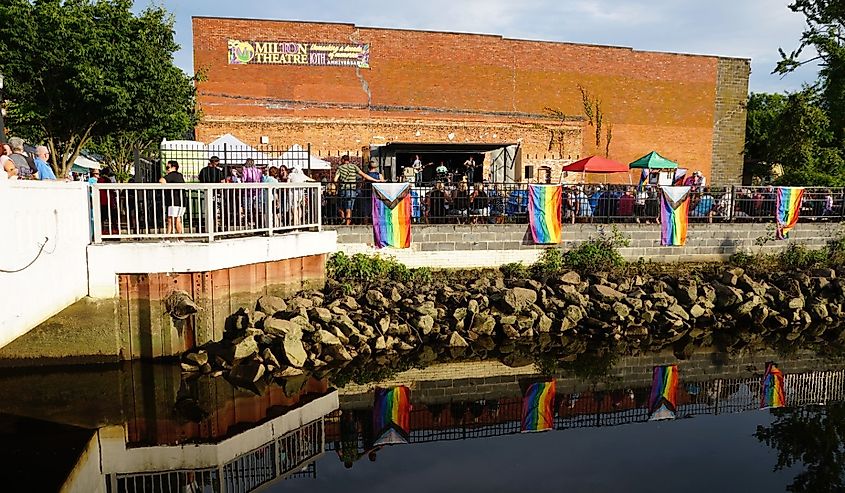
left=755, top=402, right=845, bottom=493
left=745, top=92, right=788, bottom=180
left=776, top=0, right=845, bottom=143
left=0, top=0, right=197, bottom=180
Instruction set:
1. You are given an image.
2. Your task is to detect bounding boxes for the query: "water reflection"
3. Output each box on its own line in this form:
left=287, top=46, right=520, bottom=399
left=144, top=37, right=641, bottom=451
left=3, top=351, right=845, bottom=492
left=756, top=402, right=845, bottom=493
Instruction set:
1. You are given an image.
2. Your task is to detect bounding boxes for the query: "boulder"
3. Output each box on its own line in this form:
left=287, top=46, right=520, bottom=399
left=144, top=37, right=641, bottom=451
left=590, top=284, right=625, bottom=302
left=228, top=360, right=265, bottom=385
left=186, top=351, right=208, bottom=367
left=788, top=296, right=806, bottom=309
left=448, top=332, right=469, bottom=347
left=232, top=336, right=258, bottom=360
left=318, top=329, right=342, bottom=346
left=503, top=287, right=538, bottom=313
left=470, top=313, right=497, bottom=336
left=256, top=295, right=287, bottom=316
left=667, top=304, right=690, bottom=321
left=413, top=315, right=435, bottom=335
left=690, top=304, right=706, bottom=319
left=502, top=325, right=520, bottom=339
left=374, top=336, right=387, bottom=351
left=714, top=283, right=743, bottom=308
left=612, top=302, right=630, bottom=319
left=311, top=307, right=332, bottom=323
left=365, top=289, right=390, bottom=309
left=263, top=318, right=304, bottom=338
left=261, top=348, right=281, bottom=368
left=164, top=290, right=199, bottom=320
left=537, top=314, right=553, bottom=333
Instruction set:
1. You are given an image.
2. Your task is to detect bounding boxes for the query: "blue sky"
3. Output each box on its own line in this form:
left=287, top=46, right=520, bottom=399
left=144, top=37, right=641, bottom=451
left=150, top=0, right=818, bottom=93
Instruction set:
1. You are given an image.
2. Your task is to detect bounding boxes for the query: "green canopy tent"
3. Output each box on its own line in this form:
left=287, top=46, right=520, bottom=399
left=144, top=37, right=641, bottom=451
left=629, top=151, right=678, bottom=170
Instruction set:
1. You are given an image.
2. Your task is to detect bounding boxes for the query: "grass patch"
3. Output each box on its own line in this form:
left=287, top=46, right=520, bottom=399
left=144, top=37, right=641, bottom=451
left=327, top=252, right=432, bottom=284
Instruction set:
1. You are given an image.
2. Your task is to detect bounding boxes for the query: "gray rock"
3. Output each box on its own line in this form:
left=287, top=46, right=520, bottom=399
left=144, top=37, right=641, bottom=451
left=263, top=318, right=304, bottom=338
left=625, top=297, right=644, bottom=311
left=186, top=351, right=208, bottom=367
left=228, top=361, right=265, bottom=385
left=374, top=336, right=387, bottom=351
left=261, top=348, right=281, bottom=368
left=318, top=329, right=341, bottom=346
left=503, top=287, right=538, bottom=313
left=590, top=284, right=625, bottom=302
left=413, top=315, right=435, bottom=335
left=311, top=307, right=332, bottom=323
left=165, top=290, right=199, bottom=320
left=390, top=287, right=402, bottom=302
left=448, top=332, right=469, bottom=347
left=366, top=289, right=390, bottom=308
left=714, top=283, right=743, bottom=308
left=537, top=314, right=553, bottom=333
left=471, top=312, right=497, bottom=336
left=564, top=305, right=584, bottom=325
left=415, top=301, right=439, bottom=318
left=612, top=302, right=630, bottom=319
left=232, top=336, right=258, bottom=360
left=256, top=295, right=287, bottom=316
left=690, top=304, right=706, bottom=318
left=812, top=304, right=829, bottom=319
left=788, top=296, right=805, bottom=309
left=502, top=325, right=520, bottom=338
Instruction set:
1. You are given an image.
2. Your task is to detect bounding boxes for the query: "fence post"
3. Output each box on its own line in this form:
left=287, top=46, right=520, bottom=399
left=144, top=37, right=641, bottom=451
left=307, top=143, right=311, bottom=175
left=205, top=186, right=215, bottom=242
left=267, top=184, right=275, bottom=236
left=91, top=184, right=102, bottom=244
left=729, top=185, right=735, bottom=223
left=315, top=183, right=322, bottom=230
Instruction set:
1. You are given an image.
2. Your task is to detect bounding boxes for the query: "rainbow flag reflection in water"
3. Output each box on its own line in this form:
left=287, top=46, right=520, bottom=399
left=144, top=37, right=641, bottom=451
left=373, top=386, right=411, bottom=445
left=521, top=380, right=556, bottom=432
left=649, top=365, right=679, bottom=421
left=760, top=362, right=786, bottom=409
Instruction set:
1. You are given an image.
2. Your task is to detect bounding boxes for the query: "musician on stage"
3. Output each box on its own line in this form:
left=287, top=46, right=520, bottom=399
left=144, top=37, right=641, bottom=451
left=463, top=156, right=477, bottom=184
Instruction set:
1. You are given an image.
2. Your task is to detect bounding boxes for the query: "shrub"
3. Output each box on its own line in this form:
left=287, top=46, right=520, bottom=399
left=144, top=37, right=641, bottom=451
left=729, top=251, right=756, bottom=269
left=500, top=262, right=529, bottom=279
left=327, top=252, right=431, bottom=284
left=776, top=243, right=827, bottom=270
left=530, top=248, right=567, bottom=277
left=562, top=226, right=629, bottom=273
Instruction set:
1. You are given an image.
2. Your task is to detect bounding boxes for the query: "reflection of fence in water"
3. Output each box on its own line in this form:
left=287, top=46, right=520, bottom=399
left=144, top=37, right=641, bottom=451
left=329, top=370, right=845, bottom=449
left=110, top=467, right=219, bottom=493
left=109, top=418, right=324, bottom=493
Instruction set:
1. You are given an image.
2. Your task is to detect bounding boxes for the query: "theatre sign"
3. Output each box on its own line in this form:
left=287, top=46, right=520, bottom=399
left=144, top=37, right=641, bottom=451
left=227, top=40, right=370, bottom=68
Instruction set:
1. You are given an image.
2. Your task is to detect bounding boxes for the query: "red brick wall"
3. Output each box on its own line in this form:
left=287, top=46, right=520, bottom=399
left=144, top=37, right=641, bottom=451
left=193, top=17, right=731, bottom=182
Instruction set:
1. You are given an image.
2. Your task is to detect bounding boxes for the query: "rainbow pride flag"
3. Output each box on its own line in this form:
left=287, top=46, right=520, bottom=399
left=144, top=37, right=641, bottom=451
left=649, top=365, right=679, bottom=421
left=636, top=169, right=649, bottom=194
left=776, top=187, right=804, bottom=240
left=659, top=186, right=691, bottom=246
left=528, top=184, right=562, bottom=244
left=373, top=386, right=412, bottom=445
left=372, top=183, right=412, bottom=249
left=521, top=380, right=556, bottom=432
left=760, top=362, right=786, bottom=410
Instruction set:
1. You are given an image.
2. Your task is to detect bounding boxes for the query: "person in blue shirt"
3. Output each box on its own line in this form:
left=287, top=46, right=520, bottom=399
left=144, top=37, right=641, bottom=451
left=33, top=146, right=57, bottom=180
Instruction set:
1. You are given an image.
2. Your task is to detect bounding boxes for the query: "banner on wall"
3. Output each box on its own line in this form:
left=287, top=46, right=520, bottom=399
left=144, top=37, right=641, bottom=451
left=228, top=39, right=370, bottom=68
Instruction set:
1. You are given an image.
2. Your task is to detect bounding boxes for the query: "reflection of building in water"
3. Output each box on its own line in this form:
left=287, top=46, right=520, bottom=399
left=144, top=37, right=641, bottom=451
left=326, top=369, right=845, bottom=449
left=0, top=362, right=339, bottom=493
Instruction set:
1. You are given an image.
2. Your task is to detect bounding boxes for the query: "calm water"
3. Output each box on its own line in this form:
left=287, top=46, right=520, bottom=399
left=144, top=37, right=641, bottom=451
left=2, top=349, right=844, bottom=492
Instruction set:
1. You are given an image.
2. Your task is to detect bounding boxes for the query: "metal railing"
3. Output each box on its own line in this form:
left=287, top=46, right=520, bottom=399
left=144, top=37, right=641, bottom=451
left=107, top=418, right=325, bottom=493
left=91, top=183, right=321, bottom=242
left=159, top=143, right=314, bottom=183
left=321, top=182, right=845, bottom=226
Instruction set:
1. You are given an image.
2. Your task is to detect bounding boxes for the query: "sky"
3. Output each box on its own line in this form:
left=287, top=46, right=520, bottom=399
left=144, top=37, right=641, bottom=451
left=150, top=0, right=820, bottom=94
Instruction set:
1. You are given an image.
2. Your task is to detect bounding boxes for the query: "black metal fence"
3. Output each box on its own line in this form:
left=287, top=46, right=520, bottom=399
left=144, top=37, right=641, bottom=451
left=144, top=143, right=319, bottom=183
left=321, top=182, right=845, bottom=226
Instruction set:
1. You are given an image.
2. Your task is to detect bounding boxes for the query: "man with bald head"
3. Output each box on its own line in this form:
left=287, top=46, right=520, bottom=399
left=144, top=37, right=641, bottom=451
left=33, top=146, right=57, bottom=180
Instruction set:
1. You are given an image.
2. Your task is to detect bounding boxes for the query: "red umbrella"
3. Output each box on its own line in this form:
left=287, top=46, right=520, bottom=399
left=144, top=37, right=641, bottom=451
left=562, top=155, right=629, bottom=173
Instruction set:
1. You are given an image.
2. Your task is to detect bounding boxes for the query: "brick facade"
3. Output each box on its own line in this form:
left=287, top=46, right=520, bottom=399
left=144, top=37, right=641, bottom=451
left=193, top=17, right=750, bottom=184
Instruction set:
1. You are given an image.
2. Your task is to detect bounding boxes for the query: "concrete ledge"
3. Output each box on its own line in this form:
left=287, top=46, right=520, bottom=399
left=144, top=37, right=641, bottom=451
left=87, top=231, right=337, bottom=298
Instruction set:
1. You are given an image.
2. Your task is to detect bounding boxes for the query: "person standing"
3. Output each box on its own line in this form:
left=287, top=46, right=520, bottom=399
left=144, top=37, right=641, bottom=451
left=198, top=156, right=225, bottom=183
left=412, top=154, right=423, bottom=185
left=33, top=146, right=57, bottom=180
left=334, top=155, right=381, bottom=226
left=361, top=161, right=383, bottom=223
left=463, top=156, right=477, bottom=184
left=7, top=137, right=37, bottom=179
left=159, top=161, right=186, bottom=236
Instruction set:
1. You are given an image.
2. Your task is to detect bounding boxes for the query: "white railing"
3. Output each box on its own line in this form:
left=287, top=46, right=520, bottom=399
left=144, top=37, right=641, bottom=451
left=90, top=183, right=322, bottom=243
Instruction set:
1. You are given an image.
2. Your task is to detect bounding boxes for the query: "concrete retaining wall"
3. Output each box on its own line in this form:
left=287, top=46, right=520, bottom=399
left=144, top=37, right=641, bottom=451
left=0, top=181, right=91, bottom=349
left=329, top=222, right=843, bottom=268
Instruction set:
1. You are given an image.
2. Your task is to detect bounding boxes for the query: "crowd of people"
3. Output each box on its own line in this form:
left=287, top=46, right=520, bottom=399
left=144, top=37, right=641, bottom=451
left=0, top=138, right=57, bottom=181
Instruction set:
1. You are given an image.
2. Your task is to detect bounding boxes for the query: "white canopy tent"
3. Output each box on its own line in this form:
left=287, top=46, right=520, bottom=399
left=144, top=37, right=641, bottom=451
left=207, top=133, right=273, bottom=165
left=276, top=144, right=331, bottom=170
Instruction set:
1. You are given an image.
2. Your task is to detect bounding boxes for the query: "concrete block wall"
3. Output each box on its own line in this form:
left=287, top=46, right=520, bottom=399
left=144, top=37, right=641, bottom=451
left=328, top=222, right=844, bottom=268
left=710, top=58, right=751, bottom=186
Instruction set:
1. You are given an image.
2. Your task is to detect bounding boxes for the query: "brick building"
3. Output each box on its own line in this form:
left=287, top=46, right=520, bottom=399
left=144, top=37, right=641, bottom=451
left=193, top=17, right=750, bottom=186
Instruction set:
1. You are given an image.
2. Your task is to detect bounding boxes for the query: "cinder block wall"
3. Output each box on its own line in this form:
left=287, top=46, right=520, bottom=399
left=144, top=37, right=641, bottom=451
left=328, top=222, right=843, bottom=268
